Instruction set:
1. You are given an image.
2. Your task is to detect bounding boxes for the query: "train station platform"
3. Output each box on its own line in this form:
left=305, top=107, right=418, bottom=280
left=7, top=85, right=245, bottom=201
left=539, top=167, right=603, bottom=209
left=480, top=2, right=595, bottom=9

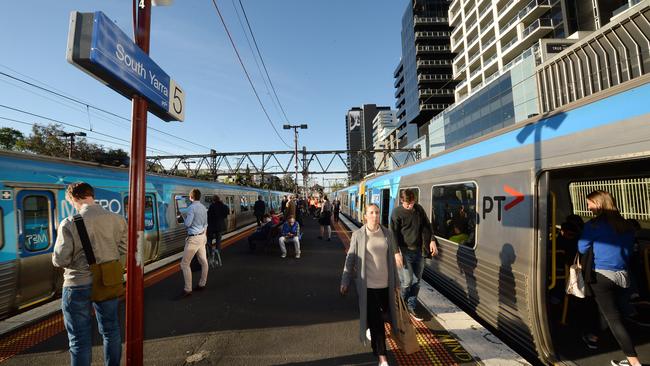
left=0, top=217, right=527, bottom=365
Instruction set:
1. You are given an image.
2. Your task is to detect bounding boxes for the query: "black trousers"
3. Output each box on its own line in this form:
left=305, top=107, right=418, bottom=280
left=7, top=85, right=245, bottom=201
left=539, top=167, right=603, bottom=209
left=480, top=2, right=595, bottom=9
left=591, top=272, right=638, bottom=357
left=367, top=287, right=389, bottom=356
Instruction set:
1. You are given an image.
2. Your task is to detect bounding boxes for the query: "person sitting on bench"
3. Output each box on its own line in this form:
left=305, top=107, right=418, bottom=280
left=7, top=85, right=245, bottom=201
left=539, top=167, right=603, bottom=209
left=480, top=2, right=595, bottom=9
left=248, top=214, right=273, bottom=252
left=279, top=215, right=301, bottom=259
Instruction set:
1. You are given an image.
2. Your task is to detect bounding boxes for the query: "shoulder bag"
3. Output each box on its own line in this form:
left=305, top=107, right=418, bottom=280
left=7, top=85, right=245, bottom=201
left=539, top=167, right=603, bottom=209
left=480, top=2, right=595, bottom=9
left=393, top=289, right=420, bottom=354
left=73, top=215, right=125, bottom=302
left=566, top=253, right=585, bottom=298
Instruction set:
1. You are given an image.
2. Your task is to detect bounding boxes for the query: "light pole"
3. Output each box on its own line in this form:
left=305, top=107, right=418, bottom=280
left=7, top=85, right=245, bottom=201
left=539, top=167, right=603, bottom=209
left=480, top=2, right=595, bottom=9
left=58, top=131, right=87, bottom=159
left=283, top=124, right=307, bottom=195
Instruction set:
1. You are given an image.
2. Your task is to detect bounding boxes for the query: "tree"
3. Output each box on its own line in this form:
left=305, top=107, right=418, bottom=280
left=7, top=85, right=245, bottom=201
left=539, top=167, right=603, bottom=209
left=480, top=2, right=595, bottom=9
left=281, top=173, right=296, bottom=193
left=0, top=127, right=24, bottom=150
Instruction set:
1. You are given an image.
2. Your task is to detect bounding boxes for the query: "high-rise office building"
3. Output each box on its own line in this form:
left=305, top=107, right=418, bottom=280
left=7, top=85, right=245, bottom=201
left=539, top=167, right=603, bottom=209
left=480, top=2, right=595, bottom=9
left=393, top=0, right=456, bottom=148
left=345, top=104, right=391, bottom=182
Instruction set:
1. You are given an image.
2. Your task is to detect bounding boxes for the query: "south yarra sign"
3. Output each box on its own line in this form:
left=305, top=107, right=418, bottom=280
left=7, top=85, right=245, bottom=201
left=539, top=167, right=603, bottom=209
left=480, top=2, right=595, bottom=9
left=66, top=11, right=184, bottom=122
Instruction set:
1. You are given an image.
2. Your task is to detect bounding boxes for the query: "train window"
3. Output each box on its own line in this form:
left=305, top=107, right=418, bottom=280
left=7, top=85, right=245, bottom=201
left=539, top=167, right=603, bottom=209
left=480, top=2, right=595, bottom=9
left=399, top=187, right=420, bottom=203
left=174, top=195, right=192, bottom=224
left=240, top=196, right=249, bottom=211
left=431, top=183, right=477, bottom=248
left=124, top=196, right=155, bottom=230
left=21, top=195, right=52, bottom=252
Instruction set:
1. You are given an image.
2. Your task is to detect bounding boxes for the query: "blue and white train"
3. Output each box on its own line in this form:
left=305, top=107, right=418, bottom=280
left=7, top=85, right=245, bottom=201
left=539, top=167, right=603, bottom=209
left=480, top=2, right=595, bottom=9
left=0, top=151, right=289, bottom=317
left=334, top=77, right=650, bottom=364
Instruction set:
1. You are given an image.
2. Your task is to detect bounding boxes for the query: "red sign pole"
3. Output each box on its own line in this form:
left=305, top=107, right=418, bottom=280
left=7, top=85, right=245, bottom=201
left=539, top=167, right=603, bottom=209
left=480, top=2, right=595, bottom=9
left=126, top=1, right=151, bottom=365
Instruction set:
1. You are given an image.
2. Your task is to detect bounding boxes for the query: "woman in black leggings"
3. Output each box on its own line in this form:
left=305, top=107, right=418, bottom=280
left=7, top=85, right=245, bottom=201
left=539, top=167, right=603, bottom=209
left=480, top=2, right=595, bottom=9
left=578, top=190, right=642, bottom=366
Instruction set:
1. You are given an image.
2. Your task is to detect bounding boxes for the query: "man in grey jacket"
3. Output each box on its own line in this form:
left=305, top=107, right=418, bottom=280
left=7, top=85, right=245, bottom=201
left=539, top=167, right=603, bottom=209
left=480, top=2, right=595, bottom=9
left=53, top=182, right=127, bottom=366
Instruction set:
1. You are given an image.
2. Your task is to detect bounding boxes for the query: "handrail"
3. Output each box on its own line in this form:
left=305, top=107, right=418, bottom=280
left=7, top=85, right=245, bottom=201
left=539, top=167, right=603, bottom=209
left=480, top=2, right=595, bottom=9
left=645, top=246, right=650, bottom=293
left=548, top=191, right=557, bottom=290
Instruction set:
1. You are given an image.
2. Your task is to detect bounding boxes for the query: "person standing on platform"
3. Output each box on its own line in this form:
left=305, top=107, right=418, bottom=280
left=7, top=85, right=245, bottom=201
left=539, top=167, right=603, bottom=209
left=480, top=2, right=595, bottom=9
left=333, top=199, right=341, bottom=223
left=319, top=196, right=333, bottom=241
left=279, top=215, right=301, bottom=259
left=207, top=195, right=229, bottom=268
left=340, top=203, right=400, bottom=366
left=281, top=195, right=288, bottom=216
left=286, top=195, right=297, bottom=220
left=254, top=195, right=266, bottom=226
left=53, top=182, right=126, bottom=366
left=390, top=188, right=438, bottom=321
left=180, top=188, right=209, bottom=297
left=578, top=190, right=643, bottom=366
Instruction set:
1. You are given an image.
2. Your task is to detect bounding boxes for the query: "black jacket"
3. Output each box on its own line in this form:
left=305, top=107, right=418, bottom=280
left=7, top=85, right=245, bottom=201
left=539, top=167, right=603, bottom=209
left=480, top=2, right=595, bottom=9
left=254, top=200, right=266, bottom=216
left=208, top=201, right=229, bottom=233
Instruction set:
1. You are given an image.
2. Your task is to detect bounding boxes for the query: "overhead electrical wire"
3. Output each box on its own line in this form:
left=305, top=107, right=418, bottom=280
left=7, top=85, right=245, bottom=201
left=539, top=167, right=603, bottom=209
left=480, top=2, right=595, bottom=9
left=0, top=69, right=212, bottom=153
left=0, top=105, right=173, bottom=155
left=237, top=0, right=291, bottom=124
left=209, top=0, right=292, bottom=148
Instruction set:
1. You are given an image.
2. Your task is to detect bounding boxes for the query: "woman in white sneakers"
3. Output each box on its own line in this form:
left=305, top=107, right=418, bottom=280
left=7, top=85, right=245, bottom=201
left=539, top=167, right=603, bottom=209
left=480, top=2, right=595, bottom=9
left=340, top=204, right=402, bottom=366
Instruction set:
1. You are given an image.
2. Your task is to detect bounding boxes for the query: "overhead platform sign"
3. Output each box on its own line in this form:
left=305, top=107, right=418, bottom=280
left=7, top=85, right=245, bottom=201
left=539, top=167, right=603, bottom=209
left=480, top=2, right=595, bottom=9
left=66, top=11, right=184, bottom=122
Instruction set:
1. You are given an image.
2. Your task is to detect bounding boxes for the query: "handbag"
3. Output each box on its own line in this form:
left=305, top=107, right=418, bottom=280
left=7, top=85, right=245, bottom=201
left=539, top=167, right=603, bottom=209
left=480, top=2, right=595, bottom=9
left=393, top=290, right=420, bottom=354
left=566, top=253, right=585, bottom=298
left=73, top=215, right=125, bottom=302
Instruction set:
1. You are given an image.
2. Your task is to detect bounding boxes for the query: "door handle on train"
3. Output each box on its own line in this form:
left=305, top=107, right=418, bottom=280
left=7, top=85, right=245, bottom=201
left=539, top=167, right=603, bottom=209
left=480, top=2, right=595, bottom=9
left=17, top=209, right=23, bottom=235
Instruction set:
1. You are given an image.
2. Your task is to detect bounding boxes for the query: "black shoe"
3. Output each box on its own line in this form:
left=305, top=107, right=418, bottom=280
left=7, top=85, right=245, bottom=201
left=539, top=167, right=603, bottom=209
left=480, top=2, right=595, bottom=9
left=179, top=291, right=192, bottom=299
left=327, top=238, right=331, bottom=241
left=318, top=236, right=323, bottom=239
left=195, top=285, right=206, bottom=291
left=582, top=333, right=598, bottom=350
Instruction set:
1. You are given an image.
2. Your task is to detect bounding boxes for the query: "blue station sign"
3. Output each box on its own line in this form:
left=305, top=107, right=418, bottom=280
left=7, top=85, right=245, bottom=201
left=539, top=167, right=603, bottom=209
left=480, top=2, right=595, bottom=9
left=66, top=11, right=184, bottom=122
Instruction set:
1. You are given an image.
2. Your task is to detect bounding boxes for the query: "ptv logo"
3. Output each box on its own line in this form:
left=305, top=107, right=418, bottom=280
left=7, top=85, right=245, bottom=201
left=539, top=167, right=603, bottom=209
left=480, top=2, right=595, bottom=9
left=482, top=184, right=525, bottom=222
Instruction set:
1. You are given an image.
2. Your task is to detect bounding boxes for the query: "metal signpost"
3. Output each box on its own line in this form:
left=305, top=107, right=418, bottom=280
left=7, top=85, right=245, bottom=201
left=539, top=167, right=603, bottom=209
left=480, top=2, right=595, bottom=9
left=67, top=3, right=183, bottom=364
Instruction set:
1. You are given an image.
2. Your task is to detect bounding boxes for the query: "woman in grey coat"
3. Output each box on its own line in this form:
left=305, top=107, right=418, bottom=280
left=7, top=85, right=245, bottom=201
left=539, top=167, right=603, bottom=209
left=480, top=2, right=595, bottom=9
left=340, top=203, right=402, bottom=366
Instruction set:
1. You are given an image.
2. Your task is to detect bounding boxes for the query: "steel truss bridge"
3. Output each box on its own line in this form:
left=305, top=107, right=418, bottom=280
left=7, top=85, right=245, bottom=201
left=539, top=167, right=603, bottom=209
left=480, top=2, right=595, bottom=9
left=146, top=148, right=420, bottom=182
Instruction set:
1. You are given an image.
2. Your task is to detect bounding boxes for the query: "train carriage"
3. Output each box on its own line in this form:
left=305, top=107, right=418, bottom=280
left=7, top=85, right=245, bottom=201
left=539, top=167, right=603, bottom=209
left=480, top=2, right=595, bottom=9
left=334, top=76, right=650, bottom=364
left=0, top=151, right=288, bottom=318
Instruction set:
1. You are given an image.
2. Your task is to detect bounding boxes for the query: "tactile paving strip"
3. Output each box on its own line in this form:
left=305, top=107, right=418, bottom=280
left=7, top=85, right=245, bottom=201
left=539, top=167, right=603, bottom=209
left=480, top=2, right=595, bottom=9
left=385, top=320, right=472, bottom=365
left=0, top=227, right=256, bottom=363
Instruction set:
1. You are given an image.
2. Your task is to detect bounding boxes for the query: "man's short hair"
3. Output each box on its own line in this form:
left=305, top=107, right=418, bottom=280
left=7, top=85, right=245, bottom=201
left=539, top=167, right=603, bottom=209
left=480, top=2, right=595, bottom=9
left=66, top=182, right=95, bottom=200
left=190, top=188, right=201, bottom=200
left=213, top=195, right=221, bottom=203
left=287, top=215, right=295, bottom=220
left=400, top=189, right=416, bottom=203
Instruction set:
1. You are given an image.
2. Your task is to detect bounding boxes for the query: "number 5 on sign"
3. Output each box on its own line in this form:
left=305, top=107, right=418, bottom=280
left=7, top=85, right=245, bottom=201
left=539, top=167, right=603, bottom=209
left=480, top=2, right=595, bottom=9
left=168, top=79, right=185, bottom=122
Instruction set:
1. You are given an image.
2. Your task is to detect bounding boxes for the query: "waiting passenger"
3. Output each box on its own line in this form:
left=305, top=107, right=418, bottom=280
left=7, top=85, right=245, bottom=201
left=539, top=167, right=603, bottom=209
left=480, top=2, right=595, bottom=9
left=253, top=195, right=266, bottom=226
left=340, top=203, right=401, bottom=366
left=269, top=209, right=281, bottom=225
left=577, top=190, right=643, bottom=366
left=333, top=199, right=341, bottom=223
left=279, top=215, right=301, bottom=259
left=207, top=195, right=229, bottom=268
left=448, top=223, right=469, bottom=244
left=319, top=196, right=333, bottom=241
left=180, top=188, right=209, bottom=298
left=248, top=214, right=273, bottom=252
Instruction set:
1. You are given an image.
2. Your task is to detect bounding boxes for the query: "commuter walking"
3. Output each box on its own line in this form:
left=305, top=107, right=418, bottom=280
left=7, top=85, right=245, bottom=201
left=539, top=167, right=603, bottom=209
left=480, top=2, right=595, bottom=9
left=254, top=195, right=266, bottom=226
left=180, top=188, right=209, bottom=297
left=279, top=215, right=301, bottom=258
left=319, top=196, right=333, bottom=241
left=578, top=190, right=643, bottom=366
left=52, top=182, right=126, bottom=366
left=340, top=204, right=401, bottom=366
left=390, top=189, right=438, bottom=321
left=207, top=195, right=229, bottom=268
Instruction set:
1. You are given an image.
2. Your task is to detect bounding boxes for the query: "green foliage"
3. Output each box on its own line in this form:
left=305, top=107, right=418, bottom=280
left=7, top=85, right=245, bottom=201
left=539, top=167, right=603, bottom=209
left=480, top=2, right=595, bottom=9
left=0, top=127, right=24, bottom=150
left=12, top=123, right=129, bottom=167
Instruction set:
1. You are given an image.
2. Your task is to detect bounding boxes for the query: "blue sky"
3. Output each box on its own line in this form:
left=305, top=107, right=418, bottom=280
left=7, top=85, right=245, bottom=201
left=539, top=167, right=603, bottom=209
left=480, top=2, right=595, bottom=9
left=0, top=1, right=405, bottom=162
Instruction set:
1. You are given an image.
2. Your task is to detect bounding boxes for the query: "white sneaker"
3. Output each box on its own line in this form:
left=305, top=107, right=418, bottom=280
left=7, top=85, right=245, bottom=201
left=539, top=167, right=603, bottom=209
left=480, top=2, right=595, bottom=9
left=366, top=328, right=371, bottom=341
left=378, top=362, right=389, bottom=366
left=281, top=253, right=287, bottom=258
left=295, top=253, right=301, bottom=259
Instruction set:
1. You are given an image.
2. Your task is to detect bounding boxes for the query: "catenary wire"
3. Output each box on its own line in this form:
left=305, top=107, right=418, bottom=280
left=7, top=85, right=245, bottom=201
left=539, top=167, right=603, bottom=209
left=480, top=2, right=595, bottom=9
left=237, top=0, right=291, bottom=123
left=209, top=0, right=292, bottom=148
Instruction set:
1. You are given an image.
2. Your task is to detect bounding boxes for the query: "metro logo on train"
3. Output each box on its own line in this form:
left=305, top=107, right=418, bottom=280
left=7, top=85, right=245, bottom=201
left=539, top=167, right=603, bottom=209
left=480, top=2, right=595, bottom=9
left=481, top=184, right=524, bottom=222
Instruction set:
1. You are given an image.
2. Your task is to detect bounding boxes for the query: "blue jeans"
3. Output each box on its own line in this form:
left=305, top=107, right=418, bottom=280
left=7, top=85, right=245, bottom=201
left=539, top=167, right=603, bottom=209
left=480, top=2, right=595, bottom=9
left=398, top=249, right=424, bottom=312
left=61, top=284, right=122, bottom=366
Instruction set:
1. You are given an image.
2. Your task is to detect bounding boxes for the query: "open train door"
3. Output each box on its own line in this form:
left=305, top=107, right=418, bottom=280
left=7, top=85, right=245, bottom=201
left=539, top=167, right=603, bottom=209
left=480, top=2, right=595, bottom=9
left=124, top=194, right=160, bottom=264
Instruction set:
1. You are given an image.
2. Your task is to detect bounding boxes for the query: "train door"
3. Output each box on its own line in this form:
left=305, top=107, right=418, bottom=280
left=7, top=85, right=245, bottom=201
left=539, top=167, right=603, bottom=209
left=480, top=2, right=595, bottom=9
left=381, top=189, right=391, bottom=227
left=225, top=195, right=236, bottom=231
left=124, top=194, right=160, bottom=263
left=15, top=190, right=56, bottom=308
